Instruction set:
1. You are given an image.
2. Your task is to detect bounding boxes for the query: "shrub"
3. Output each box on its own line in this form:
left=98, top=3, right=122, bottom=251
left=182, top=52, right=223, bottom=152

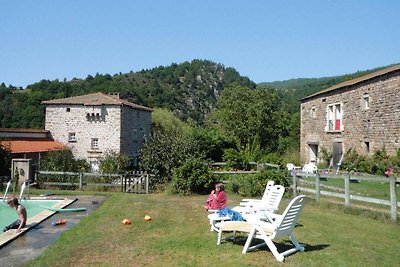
left=172, top=159, right=216, bottom=195
left=225, top=169, right=290, bottom=197
left=140, top=131, right=204, bottom=187
left=223, top=148, right=245, bottom=170
left=342, top=147, right=400, bottom=176
left=280, top=149, right=301, bottom=167
left=319, top=146, right=332, bottom=168
left=259, top=152, right=282, bottom=165
left=99, top=151, right=131, bottom=175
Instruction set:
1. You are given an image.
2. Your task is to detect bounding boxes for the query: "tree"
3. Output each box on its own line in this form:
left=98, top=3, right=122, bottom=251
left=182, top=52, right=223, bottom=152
left=0, top=143, right=11, bottom=176
left=207, top=84, right=291, bottom=155
left=139, top=109, right=205, bottom=187
left=99, top=151, right=130, bottom=173
left=139, top=131, right=204, bottom=187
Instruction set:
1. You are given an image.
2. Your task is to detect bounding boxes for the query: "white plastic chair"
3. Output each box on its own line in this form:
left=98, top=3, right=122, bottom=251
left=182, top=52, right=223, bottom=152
left=242, top=195, right=306, bottom=262
left=209, top=184, right=285, bottom=232
left=208, top=181, right=274, bottom=231
left=238, top=184, right=285, bottom=222
left=302, top=162, right=317, bottom=174
left=239, top=180, right=274, bottom=205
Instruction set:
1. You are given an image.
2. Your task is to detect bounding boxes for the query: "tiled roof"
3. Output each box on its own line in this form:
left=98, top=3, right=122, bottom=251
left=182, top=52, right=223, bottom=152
left=0, top=140, right=66, bottom=153
left=42, top=92, right=153, bottom=112
left=301, top=64, right=400, bottom=101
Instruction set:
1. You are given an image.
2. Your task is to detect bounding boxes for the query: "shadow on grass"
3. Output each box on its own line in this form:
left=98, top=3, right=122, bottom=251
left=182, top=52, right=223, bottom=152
left=224, top=236, right=329, bottom=254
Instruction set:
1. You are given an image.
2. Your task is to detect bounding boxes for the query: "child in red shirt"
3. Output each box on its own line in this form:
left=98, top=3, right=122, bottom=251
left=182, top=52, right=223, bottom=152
left=204, top=183, right=227, bottom=210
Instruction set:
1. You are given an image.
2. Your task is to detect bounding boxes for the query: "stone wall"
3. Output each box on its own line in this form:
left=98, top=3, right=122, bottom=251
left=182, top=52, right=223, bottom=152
left=300, top=71, right=400, bottom=165
left=120, top=106, right=152, bottom=158
left=45, top=105, right=121, bottom=161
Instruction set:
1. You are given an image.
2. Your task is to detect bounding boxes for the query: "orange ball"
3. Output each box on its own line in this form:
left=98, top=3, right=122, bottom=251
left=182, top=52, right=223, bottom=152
left=121, top=219, right=131, bottom=225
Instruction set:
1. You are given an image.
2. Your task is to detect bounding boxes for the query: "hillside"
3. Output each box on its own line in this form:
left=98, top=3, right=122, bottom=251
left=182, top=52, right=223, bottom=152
left=0, top=60, right=255, bottom=128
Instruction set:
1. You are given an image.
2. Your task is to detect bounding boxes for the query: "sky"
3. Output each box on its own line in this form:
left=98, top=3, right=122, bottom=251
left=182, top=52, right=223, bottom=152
left=1, top=0, right=400, bottom=88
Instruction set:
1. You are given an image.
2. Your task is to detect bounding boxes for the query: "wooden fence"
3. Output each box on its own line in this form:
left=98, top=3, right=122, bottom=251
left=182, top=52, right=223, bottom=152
left=36, top=171, right=149, bottom=193
left=210, top=161, right=280, bottom=174
left=291, top=171, right=399, bottom=222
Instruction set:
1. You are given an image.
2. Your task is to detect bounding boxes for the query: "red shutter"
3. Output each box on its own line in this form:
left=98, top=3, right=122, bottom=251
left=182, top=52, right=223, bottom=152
left=335, top=119, right=341, bottom=130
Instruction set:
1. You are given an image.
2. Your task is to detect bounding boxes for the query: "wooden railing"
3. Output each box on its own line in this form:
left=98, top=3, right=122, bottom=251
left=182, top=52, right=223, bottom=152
left=36, top=171, right=149, bottom=193
left=291, top=171, right=399, bottom=222
left=210, top=162, right=280, bottom=174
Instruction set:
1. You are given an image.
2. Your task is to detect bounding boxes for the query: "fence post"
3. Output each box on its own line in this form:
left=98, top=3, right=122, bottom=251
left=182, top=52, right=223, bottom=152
left=292, top=172, right=297, bottom=197
left=120, top=174, right=124, bottom=192
left=79, top=173, right=83, bottom=190
left=146, top=173, right=149, bottom=194
left=390, top=176, right=397, bottom=222
left=315, top=172, right=320, bottom=202
left=344, top=173, right=350, bottom=207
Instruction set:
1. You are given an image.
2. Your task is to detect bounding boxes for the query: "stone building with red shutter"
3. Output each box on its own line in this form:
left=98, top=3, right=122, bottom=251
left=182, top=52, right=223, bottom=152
left=300, top=64, right=400, bottom=167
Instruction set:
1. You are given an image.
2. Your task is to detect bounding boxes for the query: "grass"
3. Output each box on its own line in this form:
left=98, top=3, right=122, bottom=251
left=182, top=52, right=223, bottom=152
left=302, top=176, right=400, bottom=199
left=24, top=192, right=400, bottom=267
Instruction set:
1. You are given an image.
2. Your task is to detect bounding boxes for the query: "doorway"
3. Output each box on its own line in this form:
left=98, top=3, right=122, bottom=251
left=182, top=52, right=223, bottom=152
left=332, top=142, right=343, bottom=168
left=308, top=144, right=318, bottom=163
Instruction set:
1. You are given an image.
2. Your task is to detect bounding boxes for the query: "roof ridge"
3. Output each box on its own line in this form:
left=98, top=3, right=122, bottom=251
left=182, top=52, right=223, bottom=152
left=301, top=64, right=400, bottom=101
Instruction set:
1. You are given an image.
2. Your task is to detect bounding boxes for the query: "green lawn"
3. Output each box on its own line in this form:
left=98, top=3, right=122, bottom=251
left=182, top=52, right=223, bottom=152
left=25, top=192, right=400, bottom=267
left=301, top=176, right=400, bottom=199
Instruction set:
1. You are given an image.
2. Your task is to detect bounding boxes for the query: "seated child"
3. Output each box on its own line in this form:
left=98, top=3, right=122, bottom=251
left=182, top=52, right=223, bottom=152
left=3, top=197, right=27, bottom=233
left=204, top=183, right=227, bottom=210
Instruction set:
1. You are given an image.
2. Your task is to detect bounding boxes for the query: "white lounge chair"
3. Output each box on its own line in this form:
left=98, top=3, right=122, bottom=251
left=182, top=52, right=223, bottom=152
left=242, top=195, right=306, bottom=262
left=240, top=180, right=274, bottom=205
left=238, top=184, right=285, bottom=222
left=209, top=184, right=285, bottom=232
left=287, top=163, right=301, bottom=173
left=208, top=180, right=274, bottom=231
left=214, top=195, right=306, bottom=262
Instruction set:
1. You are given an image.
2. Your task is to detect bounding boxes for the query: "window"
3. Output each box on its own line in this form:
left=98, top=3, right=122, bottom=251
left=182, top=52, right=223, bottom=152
left=68, top=132, right=76, bottom=142
left=311, top=106, right=316, bottom=118
left=363, top=94, right=370, bottom=110
left=326, top=103, right=342, bottom=131
left=66, top=108, right=71, bottom=112
left=91, top=138, right=99, bottom=149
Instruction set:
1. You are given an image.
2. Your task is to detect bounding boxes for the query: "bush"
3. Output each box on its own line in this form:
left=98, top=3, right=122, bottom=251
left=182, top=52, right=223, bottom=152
left=140, top=131, right=204, bottom=187
left=223, top=148, right=245, bottom=170
left=172, top=159, right=216, bottom=195
left=341, top=147, right=400, bottom=176
left=259, top=152, right=282, bottom=165
left=225, top=169, right=290, bottom=197
left=280, top=149, right=301, bottom=167
left=99, top=151, right=131, bottom=174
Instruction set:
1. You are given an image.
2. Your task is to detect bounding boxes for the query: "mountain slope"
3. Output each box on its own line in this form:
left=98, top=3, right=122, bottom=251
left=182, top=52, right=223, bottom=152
left=0, top=60, right=255, bottom=128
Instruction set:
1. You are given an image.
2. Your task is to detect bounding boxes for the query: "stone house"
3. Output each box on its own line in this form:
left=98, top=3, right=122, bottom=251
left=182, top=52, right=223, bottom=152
left=42, top=92, right=152, bottom=171
left=300, top=64, right=400, bottom=167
